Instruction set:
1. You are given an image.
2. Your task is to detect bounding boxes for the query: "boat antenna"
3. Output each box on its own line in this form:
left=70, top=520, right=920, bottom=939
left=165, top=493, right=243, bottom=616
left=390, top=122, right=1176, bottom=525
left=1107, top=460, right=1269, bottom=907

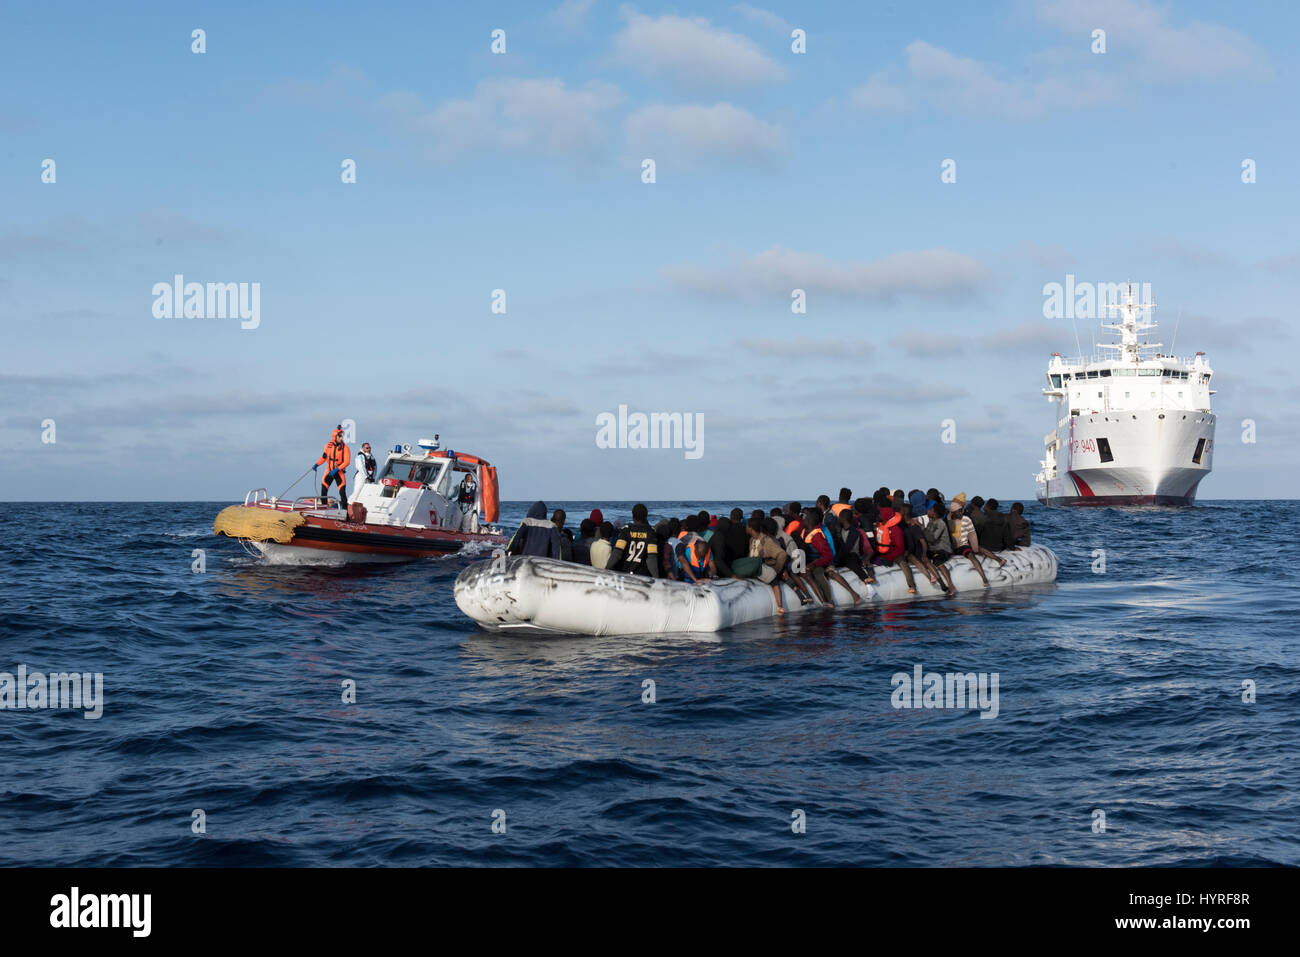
left=1170, top=307, right=1182, bottom=355
left=1071, top=315, right=1082, bottom=358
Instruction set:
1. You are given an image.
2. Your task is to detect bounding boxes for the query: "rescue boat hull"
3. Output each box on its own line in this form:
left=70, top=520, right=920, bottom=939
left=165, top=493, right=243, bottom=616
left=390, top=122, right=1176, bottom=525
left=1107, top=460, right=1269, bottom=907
left=214, top=504, right=506, bottom=564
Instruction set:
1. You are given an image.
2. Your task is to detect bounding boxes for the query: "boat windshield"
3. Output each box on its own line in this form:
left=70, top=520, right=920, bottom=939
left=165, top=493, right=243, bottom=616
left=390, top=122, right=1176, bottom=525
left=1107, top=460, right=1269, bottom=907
left=381, top=459, right=439, bottom=484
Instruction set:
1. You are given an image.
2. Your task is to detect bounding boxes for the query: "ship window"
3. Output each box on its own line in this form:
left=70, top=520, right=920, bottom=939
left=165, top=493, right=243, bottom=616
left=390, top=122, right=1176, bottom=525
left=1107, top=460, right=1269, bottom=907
left=1097, top=392, right=1103, bottom=398
left=1097, top=438, right=1113, bottom=463
left=1100, top=369, right=1111, bottom=377
left=1086, top=371, right=1098, bottom=378
left=1162, top=369, right=1172, bottom=377
left=1193, top=438, right=1206, bottom=465
left=381, top=460, right=438, bottom=484
left=1124, top=392, right=1131, bottom=398
left=1050, top=374, right=1062, bottom=387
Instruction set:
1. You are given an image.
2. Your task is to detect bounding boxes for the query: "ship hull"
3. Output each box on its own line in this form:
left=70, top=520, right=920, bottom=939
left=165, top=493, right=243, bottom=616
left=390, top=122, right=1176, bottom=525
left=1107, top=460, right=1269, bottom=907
left=1036, top=409, right=1214, bottom=507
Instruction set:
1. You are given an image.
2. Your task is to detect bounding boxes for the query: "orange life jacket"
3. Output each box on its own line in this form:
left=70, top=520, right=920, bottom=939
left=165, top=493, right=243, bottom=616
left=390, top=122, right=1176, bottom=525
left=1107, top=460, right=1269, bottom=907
left=874, top=512, right=901, bottom=553
left=317, top=431, right=351, bottom=472
left=676, top=531, right=709, bottom=576
left=830, top=503, right=851, bottom=518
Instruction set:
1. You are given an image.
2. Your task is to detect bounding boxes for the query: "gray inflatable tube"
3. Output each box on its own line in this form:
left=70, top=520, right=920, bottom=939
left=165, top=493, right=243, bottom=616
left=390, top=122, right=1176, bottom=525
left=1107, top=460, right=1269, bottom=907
left=454, top=544, right=1058, bottom=636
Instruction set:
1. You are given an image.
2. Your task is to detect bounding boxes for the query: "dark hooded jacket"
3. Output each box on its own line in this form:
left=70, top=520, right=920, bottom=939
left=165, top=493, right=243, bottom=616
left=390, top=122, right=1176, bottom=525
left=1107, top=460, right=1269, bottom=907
left=703, top=518, right=736, bottom=577
left=1008, top=511, right=1031, bottom=546
left=507, top=501, right=566, bottom=559
left=980, top=508, right=1012, bottom=551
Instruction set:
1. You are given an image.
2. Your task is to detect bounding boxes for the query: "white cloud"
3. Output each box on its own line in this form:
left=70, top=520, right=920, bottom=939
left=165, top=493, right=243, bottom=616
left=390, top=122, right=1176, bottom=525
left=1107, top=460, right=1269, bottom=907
left=548, top=0, right=598, bottom=32
left=1031, top=0, right=1270, bottom=80
left=850, top=73, right=910, bottom=113
left=733, top=4, right=791, bottom=35
left=663, top=246, right=988, bottom=301
left=738, top=337, right=873, bottom=358
left=613, top=11, right=786, bottom=89
left=1260, top=253, right=1300, bottom=274
left=904, top=40, right=1122, bottom=118
left=1006, top=240, right=1075, bottom=272
left=404, top=78, right=623, bottom=159
left=626, top=103, right=784, bottom=167
left=890, top=331, right=948, bottom=357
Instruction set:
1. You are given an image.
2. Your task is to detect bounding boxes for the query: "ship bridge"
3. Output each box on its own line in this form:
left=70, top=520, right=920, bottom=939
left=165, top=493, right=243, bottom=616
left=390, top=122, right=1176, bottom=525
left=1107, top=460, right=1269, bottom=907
left=1041, top=286, right=1214, bottom=419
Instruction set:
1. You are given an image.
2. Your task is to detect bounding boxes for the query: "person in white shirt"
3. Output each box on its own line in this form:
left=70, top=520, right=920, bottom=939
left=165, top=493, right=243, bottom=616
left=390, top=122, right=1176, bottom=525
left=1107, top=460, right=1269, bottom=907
left=354, top=442, right=378, bottom=486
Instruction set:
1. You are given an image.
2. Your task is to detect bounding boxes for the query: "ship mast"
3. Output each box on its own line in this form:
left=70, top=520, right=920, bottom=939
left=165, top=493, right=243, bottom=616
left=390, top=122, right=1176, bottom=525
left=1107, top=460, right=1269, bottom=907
left=1098, top=282, right=1161, bottom=361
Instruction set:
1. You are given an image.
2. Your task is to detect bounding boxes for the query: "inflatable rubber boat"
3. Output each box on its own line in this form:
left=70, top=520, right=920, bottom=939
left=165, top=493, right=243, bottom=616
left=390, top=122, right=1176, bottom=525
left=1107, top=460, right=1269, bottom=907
left=214, top=440, right=507, bottom=563
left=455, top=544, right=1058, bottom=635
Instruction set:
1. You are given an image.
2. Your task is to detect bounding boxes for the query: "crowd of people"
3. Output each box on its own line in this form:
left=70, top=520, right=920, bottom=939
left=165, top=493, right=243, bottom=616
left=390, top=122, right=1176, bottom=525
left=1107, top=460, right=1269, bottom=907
left=506, top=488, right=1032, bottom=613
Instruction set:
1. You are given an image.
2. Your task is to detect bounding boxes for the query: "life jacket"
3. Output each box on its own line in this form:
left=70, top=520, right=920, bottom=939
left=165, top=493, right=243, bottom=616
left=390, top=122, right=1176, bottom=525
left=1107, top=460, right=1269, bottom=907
left=677, top=531, right=709, bottom=577
left=875, top=510, right=902, bottom=554
left=830, top=502, right=851, bottom=518
left=319, top=431, right=351, bottom=472
left=784, top=518, right=802, bottom=538
left=802, top=526, right=833, bottom=567
left=360, top=451, right=376, bottom=479
left=807, top=524, right=837, bottom=560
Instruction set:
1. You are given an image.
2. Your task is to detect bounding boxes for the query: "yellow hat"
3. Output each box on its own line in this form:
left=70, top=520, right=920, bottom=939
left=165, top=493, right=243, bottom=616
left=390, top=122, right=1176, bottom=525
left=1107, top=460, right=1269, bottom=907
left=950, top=493, right=967, bottom=510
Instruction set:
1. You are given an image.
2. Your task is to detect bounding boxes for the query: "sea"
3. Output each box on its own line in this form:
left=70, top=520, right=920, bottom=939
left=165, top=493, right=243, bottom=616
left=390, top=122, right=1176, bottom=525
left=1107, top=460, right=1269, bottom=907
left=1, top=500, right=1296, bottom=866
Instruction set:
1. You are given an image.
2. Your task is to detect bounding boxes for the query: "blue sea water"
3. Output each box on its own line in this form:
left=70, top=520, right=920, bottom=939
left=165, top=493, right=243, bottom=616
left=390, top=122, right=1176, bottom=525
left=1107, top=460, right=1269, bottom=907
left=0, top=499, right=1296, bottom=867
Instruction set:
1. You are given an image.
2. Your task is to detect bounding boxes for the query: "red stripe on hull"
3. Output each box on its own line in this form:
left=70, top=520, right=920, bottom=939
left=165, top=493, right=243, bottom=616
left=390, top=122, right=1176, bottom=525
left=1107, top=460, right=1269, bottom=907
left=1040, top=494, right=1198, bottom=507
left=292, top=515, right=506, bottom=557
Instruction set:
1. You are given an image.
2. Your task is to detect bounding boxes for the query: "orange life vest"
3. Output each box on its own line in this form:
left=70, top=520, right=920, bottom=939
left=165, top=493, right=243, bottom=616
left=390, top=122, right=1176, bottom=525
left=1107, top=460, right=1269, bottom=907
left=874, top=512, right=901, bottom=553
left=676, top=531, right=709, bottom=576
left=317, top=431, right=351, bottom=473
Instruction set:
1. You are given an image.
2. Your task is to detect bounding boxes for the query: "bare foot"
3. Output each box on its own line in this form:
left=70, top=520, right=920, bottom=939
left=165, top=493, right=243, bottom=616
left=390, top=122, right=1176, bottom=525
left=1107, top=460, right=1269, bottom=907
left=907, top=586, right=917, bottom=595
left=776, top=605, right=785, bottom=615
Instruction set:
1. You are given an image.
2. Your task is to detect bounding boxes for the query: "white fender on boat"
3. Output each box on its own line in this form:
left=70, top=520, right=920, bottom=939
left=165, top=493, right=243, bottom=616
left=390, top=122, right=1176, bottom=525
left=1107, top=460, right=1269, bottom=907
left=454, top=544, right=1059, bottom=636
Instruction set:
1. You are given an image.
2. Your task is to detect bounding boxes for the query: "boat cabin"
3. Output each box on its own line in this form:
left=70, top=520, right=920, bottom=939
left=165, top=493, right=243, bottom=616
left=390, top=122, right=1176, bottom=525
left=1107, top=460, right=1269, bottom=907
left=352, top=441, right=500, bottom=532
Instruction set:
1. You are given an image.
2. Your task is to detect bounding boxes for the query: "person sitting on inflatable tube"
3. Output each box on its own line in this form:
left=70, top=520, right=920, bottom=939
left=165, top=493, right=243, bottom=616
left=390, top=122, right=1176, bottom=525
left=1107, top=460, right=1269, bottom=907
left=605, top=503, right=660, bottom=578
left=675, top=518, right=716, bottom=583
left=507, top=501, right=566, bottom=559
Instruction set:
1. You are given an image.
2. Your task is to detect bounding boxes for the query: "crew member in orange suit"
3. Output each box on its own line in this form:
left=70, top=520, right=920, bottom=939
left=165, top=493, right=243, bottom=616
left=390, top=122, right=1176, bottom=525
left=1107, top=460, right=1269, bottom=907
left=314, top=425, right=352, bottom=508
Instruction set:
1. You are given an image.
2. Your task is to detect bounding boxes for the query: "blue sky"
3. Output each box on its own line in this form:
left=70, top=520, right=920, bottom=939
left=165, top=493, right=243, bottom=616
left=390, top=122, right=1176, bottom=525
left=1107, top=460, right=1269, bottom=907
left=2, top=0, right=1296, bottom=501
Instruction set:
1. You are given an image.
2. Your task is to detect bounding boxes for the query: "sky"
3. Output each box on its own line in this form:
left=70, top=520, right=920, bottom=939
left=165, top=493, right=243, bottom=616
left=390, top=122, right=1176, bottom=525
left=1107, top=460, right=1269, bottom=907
left=2, top=0, right=1297, bottom=501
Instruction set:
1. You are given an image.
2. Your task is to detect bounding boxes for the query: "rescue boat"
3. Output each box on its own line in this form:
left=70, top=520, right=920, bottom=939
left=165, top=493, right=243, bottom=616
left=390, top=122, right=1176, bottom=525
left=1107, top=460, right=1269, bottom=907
left=214, top=439, right=507, bottom=563
left=454, top=544, right=1059, bottom=636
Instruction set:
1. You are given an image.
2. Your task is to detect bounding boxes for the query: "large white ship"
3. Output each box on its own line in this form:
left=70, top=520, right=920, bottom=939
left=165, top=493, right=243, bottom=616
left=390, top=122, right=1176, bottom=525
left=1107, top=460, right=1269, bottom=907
left=1035, top=284, right=1215, bottom=506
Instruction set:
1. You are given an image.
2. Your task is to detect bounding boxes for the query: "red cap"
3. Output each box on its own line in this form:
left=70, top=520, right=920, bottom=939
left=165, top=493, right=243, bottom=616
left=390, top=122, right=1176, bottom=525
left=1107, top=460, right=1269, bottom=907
left=590, top=508, right=603, bottom=525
